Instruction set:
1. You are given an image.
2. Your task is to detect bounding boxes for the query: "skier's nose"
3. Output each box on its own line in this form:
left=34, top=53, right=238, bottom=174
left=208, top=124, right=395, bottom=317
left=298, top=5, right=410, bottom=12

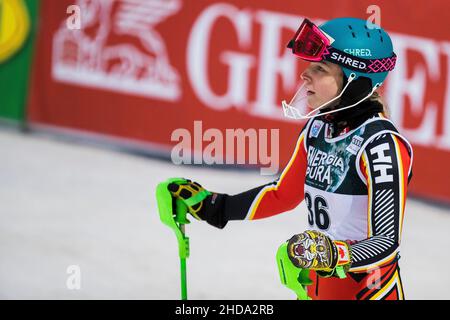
left=300, top=69, right=312, bottom=83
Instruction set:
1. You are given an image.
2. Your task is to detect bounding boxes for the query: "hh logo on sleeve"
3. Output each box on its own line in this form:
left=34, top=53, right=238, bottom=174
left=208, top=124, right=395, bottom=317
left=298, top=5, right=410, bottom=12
left=370, top=143, right=393, bottom=184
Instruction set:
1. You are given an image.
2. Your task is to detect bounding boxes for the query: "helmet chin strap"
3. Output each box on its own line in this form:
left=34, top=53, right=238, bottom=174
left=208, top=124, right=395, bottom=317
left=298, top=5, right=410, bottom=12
left=282, top=73, right=381, bottom=120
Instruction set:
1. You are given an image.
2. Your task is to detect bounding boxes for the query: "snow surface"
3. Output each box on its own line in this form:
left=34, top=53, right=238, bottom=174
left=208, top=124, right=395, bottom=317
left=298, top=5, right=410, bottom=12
left=1, top=128, right=449, bottom=299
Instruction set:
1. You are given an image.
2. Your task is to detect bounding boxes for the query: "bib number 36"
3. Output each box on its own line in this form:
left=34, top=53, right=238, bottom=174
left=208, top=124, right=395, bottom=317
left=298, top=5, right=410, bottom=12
left=305, top=192, right=330, bottom=230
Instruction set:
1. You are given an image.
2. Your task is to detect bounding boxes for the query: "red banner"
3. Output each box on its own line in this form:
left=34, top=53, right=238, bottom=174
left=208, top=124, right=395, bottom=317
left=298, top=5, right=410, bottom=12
left=28, top=0, right=450, bottom=203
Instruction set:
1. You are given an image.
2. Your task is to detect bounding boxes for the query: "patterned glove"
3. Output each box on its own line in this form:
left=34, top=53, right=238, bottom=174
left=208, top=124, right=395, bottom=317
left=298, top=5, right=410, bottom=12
left=287, top=230, right=352, bottom=277
left=167, top=178, right=228, bottom=229
left=167, top=179, right=211, bottom=220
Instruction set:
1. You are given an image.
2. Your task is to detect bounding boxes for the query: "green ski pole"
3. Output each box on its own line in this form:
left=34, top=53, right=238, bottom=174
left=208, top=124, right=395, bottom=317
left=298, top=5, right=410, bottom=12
left=156, top=178, right=191, bottom=300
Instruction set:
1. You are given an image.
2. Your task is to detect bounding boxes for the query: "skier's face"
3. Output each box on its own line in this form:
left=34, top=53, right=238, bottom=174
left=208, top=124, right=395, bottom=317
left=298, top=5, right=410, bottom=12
left=300, top=62, right=343, bottom=108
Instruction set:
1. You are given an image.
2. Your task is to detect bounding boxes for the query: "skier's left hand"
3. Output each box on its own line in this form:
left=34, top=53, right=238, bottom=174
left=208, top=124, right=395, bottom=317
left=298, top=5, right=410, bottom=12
left=287, top=230, right=352, bottom=275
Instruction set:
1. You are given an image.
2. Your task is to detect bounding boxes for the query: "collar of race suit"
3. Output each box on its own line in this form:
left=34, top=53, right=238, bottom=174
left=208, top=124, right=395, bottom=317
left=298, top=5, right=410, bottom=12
left=319, top=99, right=384, bottom=138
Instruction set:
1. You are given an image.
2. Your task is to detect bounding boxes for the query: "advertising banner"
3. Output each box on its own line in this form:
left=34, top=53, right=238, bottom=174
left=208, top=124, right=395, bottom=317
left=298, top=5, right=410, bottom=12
left=28, top=0, right=450, bottom=203
left=0, top=0, right=38, bottom=123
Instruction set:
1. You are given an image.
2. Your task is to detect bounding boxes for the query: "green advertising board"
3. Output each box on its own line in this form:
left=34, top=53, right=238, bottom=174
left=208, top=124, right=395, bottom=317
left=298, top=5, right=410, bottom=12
left=0, top=0, right=38, bottom=124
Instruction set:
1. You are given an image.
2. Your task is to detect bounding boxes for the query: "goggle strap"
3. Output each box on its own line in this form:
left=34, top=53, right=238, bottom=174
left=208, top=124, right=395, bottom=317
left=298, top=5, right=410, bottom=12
left=323, top=47, right=397, bottom=74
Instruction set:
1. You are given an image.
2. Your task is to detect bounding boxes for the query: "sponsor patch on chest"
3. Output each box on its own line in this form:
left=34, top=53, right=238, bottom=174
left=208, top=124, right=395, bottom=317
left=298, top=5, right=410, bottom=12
left=346, top=135, right=364, bottom=155
left=310, top=120, right=324, bottom=138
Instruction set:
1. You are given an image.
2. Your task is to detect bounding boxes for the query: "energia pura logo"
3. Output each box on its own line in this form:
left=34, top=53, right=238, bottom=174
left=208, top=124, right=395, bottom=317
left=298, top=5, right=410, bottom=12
left=0, top=0, right=30, bottom=63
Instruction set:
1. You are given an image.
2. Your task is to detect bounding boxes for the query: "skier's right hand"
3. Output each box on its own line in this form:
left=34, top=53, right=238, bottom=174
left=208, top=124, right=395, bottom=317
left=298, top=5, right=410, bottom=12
left=167, top=178, right=228, bottom=229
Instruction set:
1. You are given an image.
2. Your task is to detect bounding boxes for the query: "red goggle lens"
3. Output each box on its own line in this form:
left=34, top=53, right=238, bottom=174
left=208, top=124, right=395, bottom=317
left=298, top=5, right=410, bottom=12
left=288, top=19, right=330, bottom=61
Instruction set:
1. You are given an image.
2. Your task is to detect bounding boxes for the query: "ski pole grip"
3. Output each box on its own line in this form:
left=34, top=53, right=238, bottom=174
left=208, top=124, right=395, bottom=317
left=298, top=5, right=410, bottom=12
left=156, top=179, right=190, bottom=259
left=276, top=242, right=312, bottom=300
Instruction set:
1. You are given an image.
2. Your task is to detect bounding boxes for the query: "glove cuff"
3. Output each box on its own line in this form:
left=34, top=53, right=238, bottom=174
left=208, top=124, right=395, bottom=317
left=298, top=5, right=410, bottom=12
left=330, top=240, right=352, bottom=276
left=317, top=241, right=352, bottom=278
left=333, top=241, right=352, bottom=267
left=203, top=193, right=229, bottom=229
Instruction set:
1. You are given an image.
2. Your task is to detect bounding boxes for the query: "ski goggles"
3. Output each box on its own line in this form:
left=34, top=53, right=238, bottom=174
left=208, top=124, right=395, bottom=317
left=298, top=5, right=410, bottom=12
left=287, top=19, right=333, bottom=62
left=287, top=19, right=397, bottom=73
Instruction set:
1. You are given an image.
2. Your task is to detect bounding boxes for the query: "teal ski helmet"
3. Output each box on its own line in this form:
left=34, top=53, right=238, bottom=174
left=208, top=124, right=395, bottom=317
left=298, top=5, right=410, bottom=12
left=287, top=17, right=396, bottom=89
left=319, top=17, right=396, bottom=88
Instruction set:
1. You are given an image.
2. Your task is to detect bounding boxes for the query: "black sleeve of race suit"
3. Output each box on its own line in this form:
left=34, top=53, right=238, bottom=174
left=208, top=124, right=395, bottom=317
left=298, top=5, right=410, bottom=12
left=201, top=183, right=275, bottom=229
left=349, top=133, right=411, bottom=271
left=203, top=122, right=310, bottom=229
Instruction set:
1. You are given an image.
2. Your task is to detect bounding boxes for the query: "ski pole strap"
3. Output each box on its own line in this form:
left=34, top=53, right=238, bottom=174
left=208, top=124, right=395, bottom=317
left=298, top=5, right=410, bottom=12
left=183, top=190, right=211, bottom=207
left=334, top=266, right=347, bottom=279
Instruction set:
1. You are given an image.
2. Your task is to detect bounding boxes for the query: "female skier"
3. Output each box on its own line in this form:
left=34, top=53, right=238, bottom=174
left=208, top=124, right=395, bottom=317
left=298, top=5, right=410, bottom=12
left=167, top=17, right=413, bottom=300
